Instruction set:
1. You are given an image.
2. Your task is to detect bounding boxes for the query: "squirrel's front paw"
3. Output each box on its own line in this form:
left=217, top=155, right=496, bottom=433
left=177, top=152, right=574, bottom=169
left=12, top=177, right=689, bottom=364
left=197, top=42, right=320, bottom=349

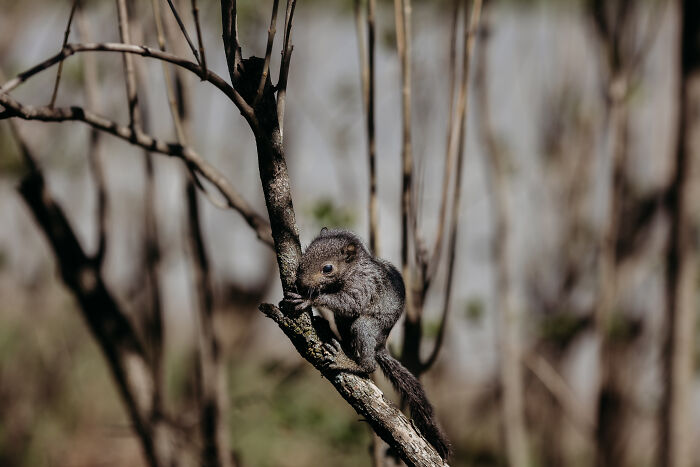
left=321, top=339, right=360, bottom=372
left=282, top=292, right=312, bottom=311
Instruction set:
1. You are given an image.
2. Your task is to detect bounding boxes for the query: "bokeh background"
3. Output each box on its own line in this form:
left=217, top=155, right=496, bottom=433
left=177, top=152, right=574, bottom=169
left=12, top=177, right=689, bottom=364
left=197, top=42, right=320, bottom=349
left=0, top=0, right=696, bottom=466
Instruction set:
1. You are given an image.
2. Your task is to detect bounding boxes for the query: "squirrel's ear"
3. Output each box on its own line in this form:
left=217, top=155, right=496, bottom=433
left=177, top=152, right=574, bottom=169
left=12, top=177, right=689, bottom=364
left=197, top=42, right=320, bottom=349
left=344, top=243, right=357, bottom=262
left=320, top=227, right=329, bottom=236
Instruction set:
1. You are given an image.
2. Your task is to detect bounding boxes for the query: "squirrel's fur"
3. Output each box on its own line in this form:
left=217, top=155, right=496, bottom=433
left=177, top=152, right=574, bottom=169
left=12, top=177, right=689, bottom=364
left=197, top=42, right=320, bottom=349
left=287, top=228, right=452, bottom=459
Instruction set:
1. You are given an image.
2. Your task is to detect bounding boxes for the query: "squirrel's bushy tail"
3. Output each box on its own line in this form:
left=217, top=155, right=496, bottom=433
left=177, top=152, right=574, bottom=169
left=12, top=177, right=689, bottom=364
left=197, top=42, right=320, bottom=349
left=376, top=349, right=452, bottom=459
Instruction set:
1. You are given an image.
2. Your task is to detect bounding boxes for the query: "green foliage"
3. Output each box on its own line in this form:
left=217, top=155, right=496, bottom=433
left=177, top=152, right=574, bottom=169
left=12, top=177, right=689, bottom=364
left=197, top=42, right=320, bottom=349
left=464, top=298, right=485, bottom=324
left=605, top=311, right=639, bottom=343
left=0, top=125, right=23, bottom=177
left=423, top=317, right=442, bottom=339
left=228, top=359, right=368, bottom=466
left=307, top=198, right=356, bottom=230
left=538, top=312, right=588, bottom=346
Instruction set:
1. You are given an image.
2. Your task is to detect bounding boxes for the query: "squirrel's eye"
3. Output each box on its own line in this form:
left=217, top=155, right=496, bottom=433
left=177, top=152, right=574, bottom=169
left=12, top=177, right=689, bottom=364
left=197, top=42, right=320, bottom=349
left=322, top=264, right=333, bottom=274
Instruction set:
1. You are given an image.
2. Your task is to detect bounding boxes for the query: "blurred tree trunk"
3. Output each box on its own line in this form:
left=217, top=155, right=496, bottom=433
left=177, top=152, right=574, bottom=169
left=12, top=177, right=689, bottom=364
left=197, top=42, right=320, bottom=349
left=474, top=16, right=529, bottom=467
left=659, top=2, right=700, bottom=466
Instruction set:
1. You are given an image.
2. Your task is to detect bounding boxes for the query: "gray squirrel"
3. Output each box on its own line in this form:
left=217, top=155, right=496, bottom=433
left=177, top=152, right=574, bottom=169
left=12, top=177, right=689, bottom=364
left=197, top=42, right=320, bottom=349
left=284, top=228, right=452, bottom=460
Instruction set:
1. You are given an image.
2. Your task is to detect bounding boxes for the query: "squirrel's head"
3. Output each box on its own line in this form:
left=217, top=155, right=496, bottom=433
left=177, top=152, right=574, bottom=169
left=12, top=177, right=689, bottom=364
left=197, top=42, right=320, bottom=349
left=296, top=228, right=368, bottom=296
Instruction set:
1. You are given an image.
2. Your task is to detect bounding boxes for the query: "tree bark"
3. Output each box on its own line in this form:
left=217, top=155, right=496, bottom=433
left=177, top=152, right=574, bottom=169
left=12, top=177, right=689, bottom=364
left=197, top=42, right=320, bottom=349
left=659, top=2, right=700, bottom=466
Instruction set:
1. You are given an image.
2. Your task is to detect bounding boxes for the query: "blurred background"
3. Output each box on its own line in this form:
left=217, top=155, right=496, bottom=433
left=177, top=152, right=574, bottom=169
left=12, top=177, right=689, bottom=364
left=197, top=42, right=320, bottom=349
left=0, top=0, right=696, bottom=466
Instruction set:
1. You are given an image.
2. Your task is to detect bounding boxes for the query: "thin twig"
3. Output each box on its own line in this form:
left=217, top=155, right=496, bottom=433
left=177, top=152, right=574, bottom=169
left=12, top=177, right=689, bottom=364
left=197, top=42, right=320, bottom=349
left=152, top=0, right=228, bottom=209
left=151, top=0, right=186, bottom=142
left=0, top=94, right=273, bottom=247
left=221, top=0, right=242, bottom=85
left=422, top=0, right=482, bottom=373
left=276, top=0, right=297, bottom=138
left=472, top=7, right=529, bottom=466
left=173, top=61, right=233, bottom=467
left=8, top=123, right=173, bottom=467
left=255, top=0, right=279, bottom=107
left=394, top=0, right=414, bottom=323
left=355, top=0, right=379, bottom=255
left=426, top=0, right=460, bottom=286
left=115, top=0, right=141, bottom=134
left=0, top=42, right=256, bottom=126
left=76, top=7, right=109, bottom=267
left=166, top=0, right=201, bottom=63
left=49, top=0, right=79, bottom=108
left=191, top=0, right=207, bottom=79
left=523, top=352, right=595, bottom=436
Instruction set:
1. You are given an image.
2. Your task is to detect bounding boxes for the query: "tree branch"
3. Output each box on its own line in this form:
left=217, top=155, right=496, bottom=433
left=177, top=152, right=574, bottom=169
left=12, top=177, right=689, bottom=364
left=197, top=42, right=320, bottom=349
left=0, top=94, right=273, bottom=247
left=48, top=0, right=79, bottom=108
left=276, top=0, right=297, bottom=138
left=259, top=304, right=448, bottom=467
left=10, top=125, right=175, bottom=467
left=165, top=0, right=201, bottom=63
left=255, top=0, right=279, bottom=108
left=191, top=0, right=208, bottom=79
left=116, top=0, right=142, bottom=133
left=0, top=42, right=254, bottom=123
left=355, top=0, right=379, bottom=255
left=422, top=0, right=482, bottom=374
left=76, top=8, right=109, bottom=267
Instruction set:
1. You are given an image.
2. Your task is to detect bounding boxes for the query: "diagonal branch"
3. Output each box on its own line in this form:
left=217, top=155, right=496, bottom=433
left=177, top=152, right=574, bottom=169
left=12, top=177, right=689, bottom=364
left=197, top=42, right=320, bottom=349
left=255, top=0, right=279, bottom=107
left=116, top=0, right=142, bottom=133
left=9, top=123, right=172, bottom=467
left=76, top=8, right=110, bottom=267
left=425, top=0, right=460, bottom=287
left=355, top=0, right=379, bottom=255
left=276, top=0, right=297, bottom=137
left=49, top=0, right=79, bottom=108
left=0, top=94, right=273, bottom=247
left=166, top=0, right=201, bottom=63
left=0, top=42, right=255, bottom=124
left=422, top=0, right=483, bottom=373
left=191, top=0, right=208, bottom=79
left=221, top=0, right=242, bottom=85
left=259, top=304, right=448, bottom=467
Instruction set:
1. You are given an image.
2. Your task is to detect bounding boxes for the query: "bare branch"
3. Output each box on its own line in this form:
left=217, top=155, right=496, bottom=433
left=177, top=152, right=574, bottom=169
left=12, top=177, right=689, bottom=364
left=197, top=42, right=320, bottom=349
left=165, top=0, right=201, bottom=63
left=174, top=73, right=233, bottom=467
left=0, top=94, right=273, bottom=246
left=523, top=352, right=595, bottom=436
left=191, top=0, right=207, bottom=79
left=9, top=125, right=175, bottom=467
left=426, top=0, right=460, bottom=286
left=394, top=0, right=413, bottom=287
left=116, top=0, right=141, bottom=133
left=255, top=0, right=279, bottom=107
left=259, top=304, right=449, bottom=467
left=221, top=0, right=242, bottom=85
left=473, top=7, right=529, bottom=467
left=422, top=0, right=482, bottom=373
left=152, top=0, right=229, bottom=209
left=76, top=8, right=109, bottom=267
left=48, top=0, right=79, bottom=108
left=355, top=0, right=379, bottom=255
left=276, top=0, right=297, bottom=138
left=660, top=3, right=700, bottom=466
left=0, top=41, right=256, bottom=127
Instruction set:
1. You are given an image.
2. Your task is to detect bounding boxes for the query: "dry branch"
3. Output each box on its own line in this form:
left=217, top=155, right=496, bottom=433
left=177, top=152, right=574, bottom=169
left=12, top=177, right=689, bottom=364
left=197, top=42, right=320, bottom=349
left=48, top=0, right=79, bottom=108
left=0, top=42, right=255, bottom=123
left=10, top=125, right=177, bottom=467
left=0, top=93, right=273, bottom=246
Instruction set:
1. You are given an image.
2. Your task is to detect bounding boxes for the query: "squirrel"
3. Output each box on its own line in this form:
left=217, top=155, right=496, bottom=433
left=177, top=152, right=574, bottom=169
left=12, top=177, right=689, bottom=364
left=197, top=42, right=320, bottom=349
left=284, top=228, right=452, bottom=460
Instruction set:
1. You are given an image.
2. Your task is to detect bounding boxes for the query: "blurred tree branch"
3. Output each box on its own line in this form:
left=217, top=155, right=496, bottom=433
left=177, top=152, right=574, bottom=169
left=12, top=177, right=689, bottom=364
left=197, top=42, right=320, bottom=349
left=0, top=1, right=458, bottom=465
left=659, top=2, right=700, bottom=466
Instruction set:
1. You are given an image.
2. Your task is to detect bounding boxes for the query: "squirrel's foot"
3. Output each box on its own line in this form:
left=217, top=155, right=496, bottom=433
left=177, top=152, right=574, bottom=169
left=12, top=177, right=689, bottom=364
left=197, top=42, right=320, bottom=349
left=282, top=292, right=312, bottom=311
left=321, top=339, right=367, bottom=374
left=323, top=338, right=342, bottom=356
